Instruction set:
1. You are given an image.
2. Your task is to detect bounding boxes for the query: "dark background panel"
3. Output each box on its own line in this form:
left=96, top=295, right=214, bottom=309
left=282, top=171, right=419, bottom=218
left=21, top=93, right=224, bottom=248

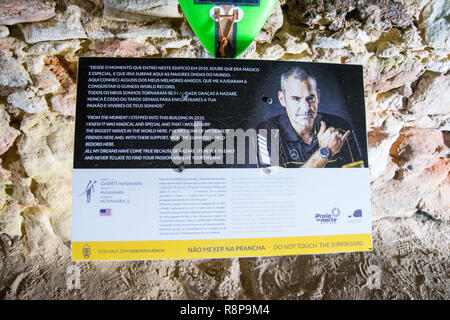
left=74, top=58, right=368, bottom=168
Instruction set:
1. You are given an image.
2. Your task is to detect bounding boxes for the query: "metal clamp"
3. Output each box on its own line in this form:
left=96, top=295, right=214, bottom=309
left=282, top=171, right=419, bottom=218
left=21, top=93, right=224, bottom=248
left=209, top=6, right=244, bottom=22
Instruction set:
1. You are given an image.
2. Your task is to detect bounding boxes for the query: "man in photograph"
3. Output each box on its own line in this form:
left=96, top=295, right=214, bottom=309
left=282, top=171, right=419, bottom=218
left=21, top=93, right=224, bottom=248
left=257, top=66, right=364, bottom=168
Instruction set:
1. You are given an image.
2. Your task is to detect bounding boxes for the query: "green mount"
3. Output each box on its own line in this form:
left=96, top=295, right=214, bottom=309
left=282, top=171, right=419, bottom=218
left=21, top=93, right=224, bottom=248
left=179, top=0, right=276, bottom=58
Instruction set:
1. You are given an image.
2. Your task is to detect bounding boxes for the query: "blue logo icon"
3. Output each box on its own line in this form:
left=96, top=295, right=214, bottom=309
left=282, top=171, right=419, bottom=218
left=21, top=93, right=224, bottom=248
left=353, top=209, right=362, bottom=217
left=331, top=207, right=340, bottom=217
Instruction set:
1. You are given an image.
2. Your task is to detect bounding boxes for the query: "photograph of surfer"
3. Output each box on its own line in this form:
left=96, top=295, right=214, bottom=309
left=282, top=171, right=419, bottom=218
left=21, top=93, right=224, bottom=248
left=256, top=66, right=365, bottom=168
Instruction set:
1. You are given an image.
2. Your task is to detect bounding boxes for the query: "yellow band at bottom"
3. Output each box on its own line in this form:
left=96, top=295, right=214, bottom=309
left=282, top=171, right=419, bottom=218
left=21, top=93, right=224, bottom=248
left=72, top=234, right=372, bottom=261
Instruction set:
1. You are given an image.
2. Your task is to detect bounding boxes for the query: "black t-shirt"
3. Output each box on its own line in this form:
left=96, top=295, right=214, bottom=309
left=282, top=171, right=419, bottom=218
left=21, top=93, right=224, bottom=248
left=256, top=113, right=364, bottom=168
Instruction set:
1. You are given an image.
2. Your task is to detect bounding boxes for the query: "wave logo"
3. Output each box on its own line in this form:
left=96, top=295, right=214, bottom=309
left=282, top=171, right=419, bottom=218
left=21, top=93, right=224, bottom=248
left=331, top=207, right=341, bottom=217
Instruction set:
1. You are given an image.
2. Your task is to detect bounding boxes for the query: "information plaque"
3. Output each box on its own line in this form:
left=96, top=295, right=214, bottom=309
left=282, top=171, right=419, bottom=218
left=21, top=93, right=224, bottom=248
left=72, top=58, right=372, bottom=261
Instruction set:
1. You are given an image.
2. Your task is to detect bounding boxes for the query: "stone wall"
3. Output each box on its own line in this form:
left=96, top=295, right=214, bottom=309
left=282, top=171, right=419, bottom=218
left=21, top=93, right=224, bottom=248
left=0, top=0, right=448, bottom=299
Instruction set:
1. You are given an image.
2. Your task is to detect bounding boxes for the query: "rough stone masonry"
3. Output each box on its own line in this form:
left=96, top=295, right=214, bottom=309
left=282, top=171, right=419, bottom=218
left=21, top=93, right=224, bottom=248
left=0, top=0, right=448, bottom=299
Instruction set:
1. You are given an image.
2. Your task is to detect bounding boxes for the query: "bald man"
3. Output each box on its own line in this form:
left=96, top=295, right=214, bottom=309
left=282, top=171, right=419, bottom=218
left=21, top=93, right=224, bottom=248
left=257, top=66, right=364, bottom=168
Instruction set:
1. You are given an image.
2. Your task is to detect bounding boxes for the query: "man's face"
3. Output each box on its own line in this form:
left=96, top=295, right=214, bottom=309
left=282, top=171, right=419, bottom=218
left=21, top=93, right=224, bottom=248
left=278, top=77, right=320, bottom=130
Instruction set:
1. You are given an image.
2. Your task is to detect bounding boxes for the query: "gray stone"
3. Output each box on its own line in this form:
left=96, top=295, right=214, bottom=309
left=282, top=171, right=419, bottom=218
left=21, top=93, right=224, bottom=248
left=285, top=0, right=415, bottom=31
left=0, top=105, right=20, bottom=156
left=105, top=0, right=175, bottom=11
left=365, top=54, right=424, bottom=93
left=344, top=26, right=371, bottom=43
left=28, top=40, right=82, bottom=56
left=19, top=5, right=87, bottom=44
left=90, top=38, right=159, bottom=57
left=426, top=60, right=450, bottom=73
left=0, top=0, right=55, bottom=25
left=358, top=0, right=415, bottom=30
left=0, top=56, right=31, bottom=95
left=376, top=42, right=401, bottom=58
left=69, top=0, right=104, bottom=15
left=86, top=29, right=115, bottom=40
left=399, top=26, right=426, bottom=51
left=285, top=0, right=356, bottom=31
left=407, top=73, right=450, bottom=116
left=7, top=90, right=48, bottom=114
left=282, top=33, right=311, bottom=55
left=158, top=38, right=192, bottom=50
left=259, top=43, right=285, bottom=60
left=25, top=56, right=61, bottom=95
left=104, top=0, right=182, bottom=22
left=395, top=0, right=429, bottom=19
left=180, top=21, right=195, bottom=38
left=17, top=112, right=74, bottom=177
left=0, top=25, right=9, bottom=38
left=116, top=23, right=177, bottom=39
left=312, top=36, right=347, bottom=49
left=419, top=0, right=450, bottom=51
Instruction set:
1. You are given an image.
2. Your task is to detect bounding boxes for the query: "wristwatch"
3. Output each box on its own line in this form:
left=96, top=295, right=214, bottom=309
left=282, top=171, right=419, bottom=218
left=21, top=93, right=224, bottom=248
left=319, top=147, right=331, bottom=160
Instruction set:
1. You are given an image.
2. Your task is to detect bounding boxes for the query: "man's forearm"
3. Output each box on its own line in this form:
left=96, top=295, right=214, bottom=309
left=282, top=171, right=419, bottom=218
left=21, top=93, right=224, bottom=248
left=301, top=151, right=328, bottom=168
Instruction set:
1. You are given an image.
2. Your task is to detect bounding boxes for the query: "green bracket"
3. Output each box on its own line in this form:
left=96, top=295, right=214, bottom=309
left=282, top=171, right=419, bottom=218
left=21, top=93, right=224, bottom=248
left=179, top=0, right=276, bottom=58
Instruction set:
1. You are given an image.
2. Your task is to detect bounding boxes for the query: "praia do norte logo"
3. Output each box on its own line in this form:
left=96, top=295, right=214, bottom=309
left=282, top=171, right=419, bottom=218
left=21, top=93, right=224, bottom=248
left=80, top=180, right=97, bottom=203
left=315, top=207, right=341, bottom=224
